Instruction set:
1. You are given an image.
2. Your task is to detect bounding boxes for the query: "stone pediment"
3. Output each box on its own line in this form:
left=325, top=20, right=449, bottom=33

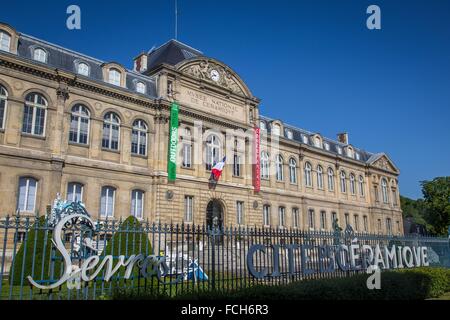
left=177, top=59, right=251, bottom=98
left=368, top=153, right=399, bottom=173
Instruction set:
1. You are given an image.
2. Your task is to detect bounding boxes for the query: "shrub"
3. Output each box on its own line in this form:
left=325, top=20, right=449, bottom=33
left=9, top=216, right=62, bottom=286
left=102, top=216, right=153, bottom=283
left=112, top=267, right=450, bottom=300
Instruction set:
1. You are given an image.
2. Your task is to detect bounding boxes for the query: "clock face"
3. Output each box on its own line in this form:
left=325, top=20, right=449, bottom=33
left=210, top=69, right=220, bottom=82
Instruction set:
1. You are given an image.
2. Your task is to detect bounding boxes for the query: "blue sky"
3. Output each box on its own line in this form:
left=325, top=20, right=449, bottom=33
left=1, top=0, right=449, bottom=199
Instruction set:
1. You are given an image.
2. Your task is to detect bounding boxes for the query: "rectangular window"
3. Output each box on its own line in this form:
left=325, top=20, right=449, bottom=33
left=363, top=216, right=368, bottom=232
left=353, top=215, right=359, bottom=231
left=386, top=218, right=392, bottom=235
left=263, top=205, right=270, bottom=226
left=308, top=209, right=315, bottom=230
left=233, top=154, right=241, bottom=177
left=0, top=32, right=11, bottom=52
left=374, top=186, right=379, bottom=202
left=182, top=143, right=192, bottom=168
left=131, top=190, right=144, bottom=219
left=279, top=207, right=286, bottom=228
left=17, top=177, right=37, bottom=212
left=377, top=219, right=382, bottom=233
left=344, top=213, right=349, bottom=226
left=237, top=201, right=244, bottom=225
left=292, top=208, right=299, bottom=228
left=392, top=189, right=398, bottom=206
left=67, top=182, right=83, bottom=202
left=184, top=196, right=193, bottom=222
left=396, top=221, right=401, bottom=234
left=320, top=211, right=326, bottom=230
left=331, top=212, right=337, bottom=225
left=100, top=186, right=115, bottom=218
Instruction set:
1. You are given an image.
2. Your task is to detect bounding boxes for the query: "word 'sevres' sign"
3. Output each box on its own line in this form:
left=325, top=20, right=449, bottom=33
left=168, top=102, right=179, bottom=182
left=247, top=243, right=429, bottom=279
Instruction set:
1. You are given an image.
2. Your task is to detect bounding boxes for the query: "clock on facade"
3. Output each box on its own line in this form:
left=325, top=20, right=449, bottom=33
left=210, top=69, right=220, bottom=82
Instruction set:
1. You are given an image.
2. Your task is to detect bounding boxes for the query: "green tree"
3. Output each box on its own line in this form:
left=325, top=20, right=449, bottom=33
left=421, top=177, right=450, bottom=236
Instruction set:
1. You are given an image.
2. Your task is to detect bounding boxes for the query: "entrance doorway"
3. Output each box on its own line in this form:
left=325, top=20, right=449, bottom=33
left=206, top=199, right=223, bottom=229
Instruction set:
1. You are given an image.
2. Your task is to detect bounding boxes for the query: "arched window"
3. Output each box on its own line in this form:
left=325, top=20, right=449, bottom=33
left=108, top=68, right=121, bottom=86
left=275, top=155, right=284, bottom=181
left=33, top=48, right=47, bottom=63
left=349, top=173, right=356, bottom=195
left=381, top=178, right=389, bottom=203
left=100, top=186, right=116, bottom=218
left=102, top=112, right=120, bottom=150
left=77, top=62, right=90, bottom=76
left=0, top=85, right=7, bottom=129
left=136, top=82, right=146, bottom=94
left=359, top=175, right=365, bottom=196
left=17, top=177, right=38, bottom=212
left=317, top=165, right=324, bottom=189
left=261, top=152, right=269, bottom=179
left=22, top=93, right=47, bottom=136
left=327, top=167, right=334, bottom=191
left=131, top=189, right=144, bottom=219
left=67, top=182, right=84, bottom=202
left=340, top=170, right=347, bottom=193
left=272, top=123, right=281, bottom=136
left=0, top=31, right=11, bottom=52
left=205, top=134, right=220, bottom=170
left=304, top=162, right=312, bottom=187
left=289, top=158, right=297, bottom=184
left=131, top=119, right=147, bottom=156
left=292, top=208, right=299, bottom=228
left=69, top=104, right=90, bottom=144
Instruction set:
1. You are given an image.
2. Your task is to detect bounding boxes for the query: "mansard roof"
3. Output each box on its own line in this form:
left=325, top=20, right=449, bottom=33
left=260, top=115, right=381, bottom=166
left=13, top=33, right=158, bottom=98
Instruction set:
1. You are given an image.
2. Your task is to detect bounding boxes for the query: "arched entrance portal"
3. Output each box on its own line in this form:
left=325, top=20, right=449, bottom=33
left=206, top=199, right=223, bottom=229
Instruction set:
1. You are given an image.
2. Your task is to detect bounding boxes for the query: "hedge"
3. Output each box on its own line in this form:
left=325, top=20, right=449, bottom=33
left=102, top=216, right=153, bottom=282
left=9, top=216, right=62, bottom=286
left=113, top=267, right=450, bottom=300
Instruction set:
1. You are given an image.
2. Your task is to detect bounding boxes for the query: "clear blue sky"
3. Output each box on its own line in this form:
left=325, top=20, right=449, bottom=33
left=1, top=0, right=449, bottom=199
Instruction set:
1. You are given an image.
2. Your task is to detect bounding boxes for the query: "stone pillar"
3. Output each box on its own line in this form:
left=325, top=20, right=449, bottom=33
left=89, top=118, right=102, bottom=159
left=4, top=98, right=22, bottom=146
left=51, top=84, right=70, bottom=155
left=121, top=126, right=132, bottom=165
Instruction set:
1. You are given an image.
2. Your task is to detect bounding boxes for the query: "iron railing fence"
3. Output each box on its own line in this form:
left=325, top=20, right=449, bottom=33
left=0, top=213, right=449, bottom=300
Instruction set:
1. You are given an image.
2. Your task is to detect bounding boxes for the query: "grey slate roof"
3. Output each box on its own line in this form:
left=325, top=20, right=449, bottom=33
left=259, top=115, right=374, bottom=164
left=16, top=34, right=158, bottom=98
left=144, top=39, right=203, bottom=72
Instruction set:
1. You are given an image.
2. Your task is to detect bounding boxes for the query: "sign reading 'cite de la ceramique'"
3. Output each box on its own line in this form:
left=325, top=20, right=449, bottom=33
left=246, top=241, right=430, bottom=279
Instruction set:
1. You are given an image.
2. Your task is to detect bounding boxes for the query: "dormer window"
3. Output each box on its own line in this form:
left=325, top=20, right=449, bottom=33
left=286, top=129, right=293, bottom=139
left=324, top=142, right=330, bottom=151
left=272, top=123, right=281, bottom=136
left=302, top=135, right=309, bottom=144
left=355, top=152, right=360, bottom=160
left=314, top=136, right=322, bottom=148
left=347, top=147, right=354, bottom=158
left=108, top=68, right=121, bottom=86
left=0, top=31, right=11, bottom=52
left=259, top=121, right=267, bottom=131
left=136, top=81, right=146, bottom=94
left=337, top=146, right=342, bottom=155
left=77, top=62, right=90, bottom=76
left=33, top=48, right=47, bottom=63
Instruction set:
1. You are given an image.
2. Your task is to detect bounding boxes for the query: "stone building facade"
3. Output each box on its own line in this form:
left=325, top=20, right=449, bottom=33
left=0, top=22, right=403, bottom=235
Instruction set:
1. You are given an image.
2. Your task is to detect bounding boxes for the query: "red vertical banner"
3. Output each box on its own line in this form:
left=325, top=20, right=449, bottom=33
left=253, top=126, right=261, bottom=192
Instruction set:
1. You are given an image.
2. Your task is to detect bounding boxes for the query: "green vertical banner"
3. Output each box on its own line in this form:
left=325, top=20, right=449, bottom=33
left=167, top=102, right=179, bottom=182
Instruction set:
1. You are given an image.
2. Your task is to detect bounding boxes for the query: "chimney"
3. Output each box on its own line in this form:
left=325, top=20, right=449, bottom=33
left=133, top=52, right=148, bottom=73
left=337, top=132, right=349, bottom=145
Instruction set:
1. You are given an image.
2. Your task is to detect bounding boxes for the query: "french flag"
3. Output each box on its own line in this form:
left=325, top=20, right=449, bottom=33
left=210, top=156, right=226, bottom=182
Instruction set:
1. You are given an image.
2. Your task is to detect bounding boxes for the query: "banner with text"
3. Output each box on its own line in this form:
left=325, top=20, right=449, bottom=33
left=168, top=102, right=179, bottom=182
left=253, top=126, right=261, bottom=192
